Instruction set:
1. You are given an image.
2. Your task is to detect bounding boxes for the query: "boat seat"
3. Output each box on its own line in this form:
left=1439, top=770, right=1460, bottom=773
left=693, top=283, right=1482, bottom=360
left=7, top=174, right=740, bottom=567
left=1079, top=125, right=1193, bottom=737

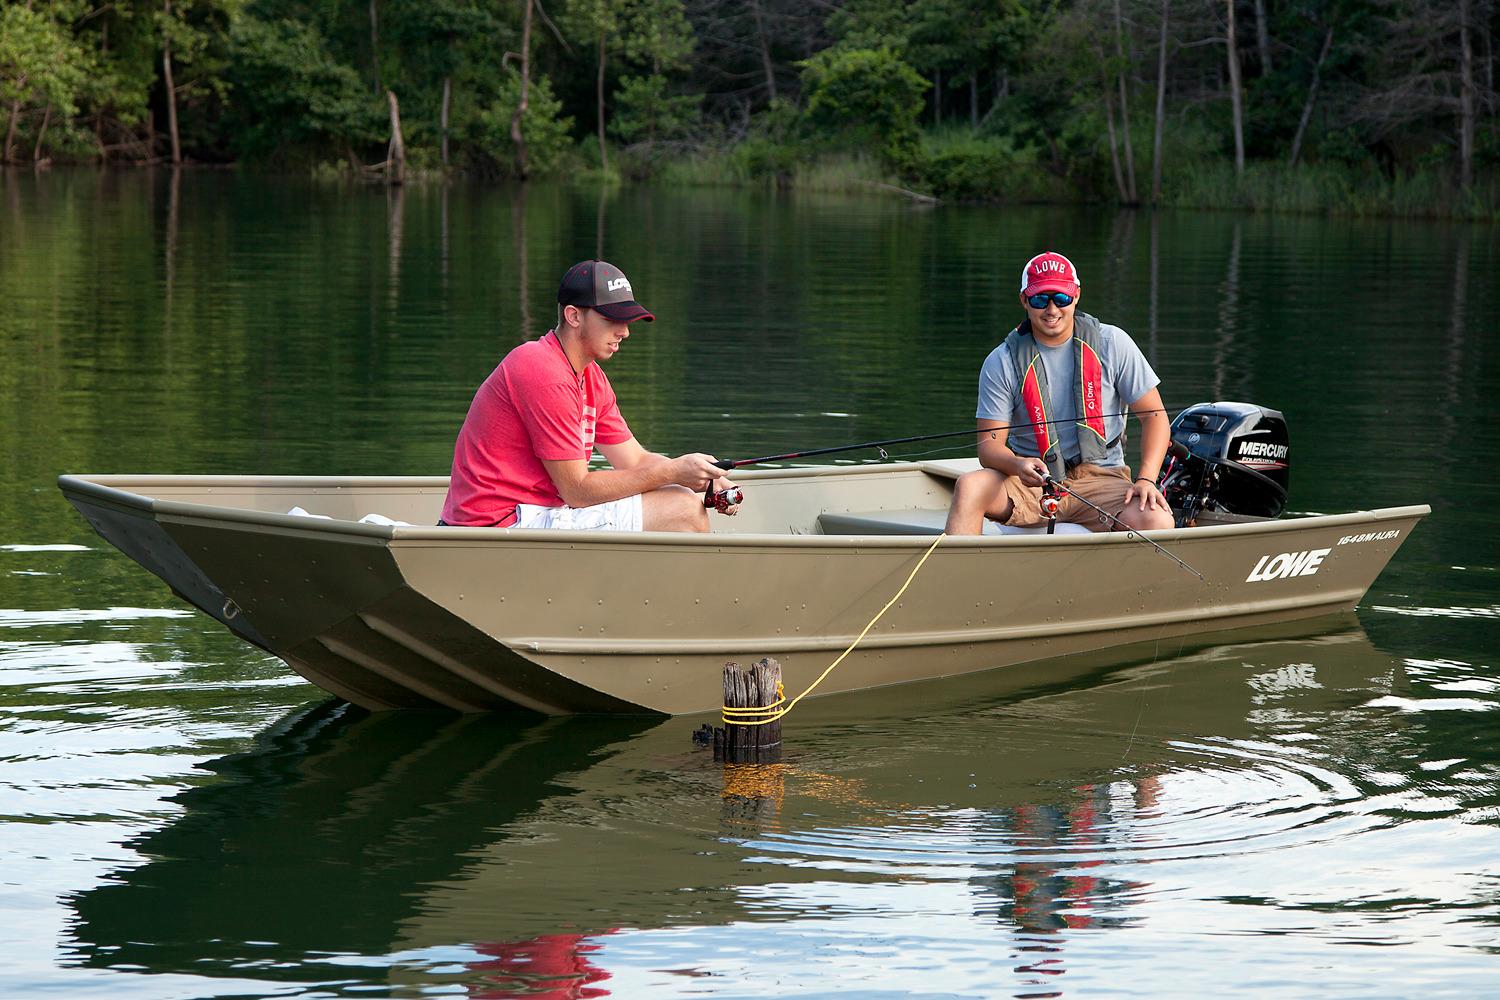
left=817, top=508, right=1092, bottom=536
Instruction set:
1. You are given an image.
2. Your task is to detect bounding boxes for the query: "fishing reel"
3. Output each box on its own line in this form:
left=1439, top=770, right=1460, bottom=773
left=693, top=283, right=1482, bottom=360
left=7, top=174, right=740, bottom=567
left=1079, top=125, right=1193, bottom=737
left=1040, top=477, right=1064, bottom=534
left=704, top=485, right=743, bottom=513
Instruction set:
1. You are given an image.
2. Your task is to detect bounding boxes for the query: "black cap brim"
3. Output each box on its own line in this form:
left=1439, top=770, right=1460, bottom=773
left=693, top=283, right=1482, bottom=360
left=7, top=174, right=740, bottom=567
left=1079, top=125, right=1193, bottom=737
left=594, top=301, right=655, bottom=323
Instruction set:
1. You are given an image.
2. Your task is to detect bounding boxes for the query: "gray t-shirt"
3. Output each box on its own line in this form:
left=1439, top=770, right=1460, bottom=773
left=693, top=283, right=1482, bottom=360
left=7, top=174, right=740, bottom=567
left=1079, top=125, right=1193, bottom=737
left=976, top=319, right=1159, bottom=468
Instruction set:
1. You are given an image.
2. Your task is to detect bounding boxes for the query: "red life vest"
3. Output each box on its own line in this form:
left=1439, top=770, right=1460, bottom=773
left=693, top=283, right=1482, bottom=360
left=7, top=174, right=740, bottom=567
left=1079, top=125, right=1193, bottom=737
left=1007, top=312, right=1117, bottom=481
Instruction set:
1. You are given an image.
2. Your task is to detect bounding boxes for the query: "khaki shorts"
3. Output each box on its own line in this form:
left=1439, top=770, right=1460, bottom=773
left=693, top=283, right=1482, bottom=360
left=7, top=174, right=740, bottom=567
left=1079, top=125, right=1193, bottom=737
left=1000, top=464, right=1137, bottom=532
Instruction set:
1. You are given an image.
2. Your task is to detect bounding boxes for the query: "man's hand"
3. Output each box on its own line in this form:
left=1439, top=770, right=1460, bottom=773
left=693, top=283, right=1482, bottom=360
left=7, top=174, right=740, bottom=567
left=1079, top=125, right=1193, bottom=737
left=1124, top=478, right=1170, bottom=512
left=668, top=453, right=726, bottom=491
left=710, top=476, right=741, bottom=515
left=1012, top=456, right=1049, bottom=488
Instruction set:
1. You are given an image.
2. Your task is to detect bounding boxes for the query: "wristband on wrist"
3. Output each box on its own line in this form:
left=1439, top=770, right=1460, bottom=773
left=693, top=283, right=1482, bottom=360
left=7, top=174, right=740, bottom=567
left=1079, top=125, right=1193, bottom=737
left=1135, top=476, right=1156, bottom=485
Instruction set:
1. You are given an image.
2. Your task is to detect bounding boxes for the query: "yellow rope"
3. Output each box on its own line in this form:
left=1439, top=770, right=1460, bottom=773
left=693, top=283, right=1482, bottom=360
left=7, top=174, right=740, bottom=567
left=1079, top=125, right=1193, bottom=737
left=721, top=532, right=946, bottom=726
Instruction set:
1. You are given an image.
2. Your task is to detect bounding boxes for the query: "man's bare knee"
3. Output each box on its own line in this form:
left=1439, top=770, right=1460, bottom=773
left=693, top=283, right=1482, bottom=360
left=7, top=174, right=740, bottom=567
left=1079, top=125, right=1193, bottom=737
left=947, top=468, right=1010, bottom=535
left=1115, top=506, right=1173, bottom=532
left=643, top=485, right=709, bottom=532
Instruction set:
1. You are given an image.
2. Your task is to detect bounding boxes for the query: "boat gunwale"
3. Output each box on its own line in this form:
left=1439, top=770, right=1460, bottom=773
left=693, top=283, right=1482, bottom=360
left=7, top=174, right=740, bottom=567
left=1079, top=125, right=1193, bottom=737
left=58, top=473, right=1432, bottom=550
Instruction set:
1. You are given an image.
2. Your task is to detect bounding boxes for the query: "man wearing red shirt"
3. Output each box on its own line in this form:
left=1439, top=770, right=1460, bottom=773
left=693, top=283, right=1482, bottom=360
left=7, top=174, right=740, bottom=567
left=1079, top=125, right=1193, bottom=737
left=440, top=260, right=735, bottom=531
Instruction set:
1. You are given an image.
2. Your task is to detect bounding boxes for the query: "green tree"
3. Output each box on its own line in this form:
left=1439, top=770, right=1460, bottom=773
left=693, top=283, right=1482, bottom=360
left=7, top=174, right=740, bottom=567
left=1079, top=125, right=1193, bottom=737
left=1, top=1, right=91, bottom=162
left=225, top=12, right=379, bottom=162
left=801, top=46, right=926, bottom=166
left=474, top=70, right=573, bottom=176
left=562, top=0, right=624, bottom=173
left=612, top=0, right=695, bottom=156
left=157, top=0, right=240, bottom=163
left=611, top=73, right=698, bottom=149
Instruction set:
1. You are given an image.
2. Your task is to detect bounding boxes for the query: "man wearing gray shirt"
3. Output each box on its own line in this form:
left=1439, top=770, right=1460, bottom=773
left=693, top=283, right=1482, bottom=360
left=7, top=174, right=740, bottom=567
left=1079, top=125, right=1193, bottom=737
left=945, top=251, right=1174, bottom=535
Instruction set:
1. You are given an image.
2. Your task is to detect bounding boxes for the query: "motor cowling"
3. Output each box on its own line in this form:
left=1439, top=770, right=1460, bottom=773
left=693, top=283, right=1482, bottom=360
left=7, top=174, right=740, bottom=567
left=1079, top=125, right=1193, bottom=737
left=1158, top=401, right=1289, bottom=524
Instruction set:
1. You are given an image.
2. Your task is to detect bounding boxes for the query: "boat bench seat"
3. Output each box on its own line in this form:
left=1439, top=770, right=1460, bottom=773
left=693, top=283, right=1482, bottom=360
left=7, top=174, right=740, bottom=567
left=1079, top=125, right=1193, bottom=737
left=817, top=508, right=1091, bottom=536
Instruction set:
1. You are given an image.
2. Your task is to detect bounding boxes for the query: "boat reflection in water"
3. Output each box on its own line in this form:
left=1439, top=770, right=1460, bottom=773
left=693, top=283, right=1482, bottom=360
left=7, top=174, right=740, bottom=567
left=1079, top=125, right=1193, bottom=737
left=67, top=617, right=1415, bottom=997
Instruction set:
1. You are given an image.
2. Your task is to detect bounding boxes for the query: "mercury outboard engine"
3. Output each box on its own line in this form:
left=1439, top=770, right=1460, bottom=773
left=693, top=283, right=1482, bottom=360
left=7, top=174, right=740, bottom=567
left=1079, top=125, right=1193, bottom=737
left=1157, top=402, right=1289, bottom=527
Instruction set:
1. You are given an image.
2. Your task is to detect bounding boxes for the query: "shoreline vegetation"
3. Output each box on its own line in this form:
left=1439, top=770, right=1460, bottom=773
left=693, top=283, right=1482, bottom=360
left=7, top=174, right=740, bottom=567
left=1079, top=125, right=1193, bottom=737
left=3, top=2, right=1497, bottom=222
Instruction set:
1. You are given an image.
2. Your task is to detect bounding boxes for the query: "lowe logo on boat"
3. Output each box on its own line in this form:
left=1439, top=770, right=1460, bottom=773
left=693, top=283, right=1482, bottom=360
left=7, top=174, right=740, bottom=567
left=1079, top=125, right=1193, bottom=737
left=1246, top=547, right=1331, bottom=582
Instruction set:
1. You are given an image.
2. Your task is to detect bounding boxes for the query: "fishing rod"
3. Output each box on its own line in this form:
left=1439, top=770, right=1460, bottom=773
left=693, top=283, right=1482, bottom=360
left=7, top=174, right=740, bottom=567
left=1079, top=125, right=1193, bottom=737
left=1042, top=474, right=1203, bottom=579
left=711, top=407, right=1169, bottom=471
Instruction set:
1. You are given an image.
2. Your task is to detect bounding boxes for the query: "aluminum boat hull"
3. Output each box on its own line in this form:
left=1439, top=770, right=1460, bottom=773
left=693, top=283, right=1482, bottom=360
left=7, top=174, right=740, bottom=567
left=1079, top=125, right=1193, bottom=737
left=58, top=461, right=1428, bottom=715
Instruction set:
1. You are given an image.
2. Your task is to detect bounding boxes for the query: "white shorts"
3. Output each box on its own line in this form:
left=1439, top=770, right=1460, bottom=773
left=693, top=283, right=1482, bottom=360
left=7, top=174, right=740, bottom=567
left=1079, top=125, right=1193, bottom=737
left=513, top=495, right=643, bottom=532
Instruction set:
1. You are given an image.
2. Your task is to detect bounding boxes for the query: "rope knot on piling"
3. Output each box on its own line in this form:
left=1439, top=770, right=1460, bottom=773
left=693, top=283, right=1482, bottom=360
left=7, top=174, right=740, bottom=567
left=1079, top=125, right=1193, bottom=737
left=721, top=680, right=786, bottom=725
left=718, top=533, right=945, bottom=728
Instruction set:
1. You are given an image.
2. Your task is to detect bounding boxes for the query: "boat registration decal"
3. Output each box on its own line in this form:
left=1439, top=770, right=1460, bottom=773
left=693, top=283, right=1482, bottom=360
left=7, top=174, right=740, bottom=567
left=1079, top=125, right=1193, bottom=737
left=1337, top=529, right=1401, bottom=546
left=1246, top=547, right=1331, bottom=582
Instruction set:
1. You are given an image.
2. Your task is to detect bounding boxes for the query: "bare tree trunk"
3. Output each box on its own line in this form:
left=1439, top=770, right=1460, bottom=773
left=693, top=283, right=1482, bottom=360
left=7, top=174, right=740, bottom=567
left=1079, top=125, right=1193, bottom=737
left=1113, top=0, right=1138, bottom=202
left=751, top=0, right=776, bottom=101
left=1253, top=0, right=1272, bottom=73
left=5, top=86, right=26, bottom=163
left=596, top=31, right=608, bottom=175
left=440, top=75, right=451, bottom=168
left=4, top=0, right=31, bottom=162
left=1103, top=77, right=1128, bottom=202
left=1152, top=0, right=1170, bottom=203
left=98, top=17, right=109, bottom=163
left=970, top=74, right=979, bottom=128
left=386, top=89, right=405, bottom=185
left=163, top=2, right=182, bottom=164
left=1485, top=16, right=1494, bottom=94
left=1459, top=0, right=1475, bottom=188
left=32, top=103, right=50, bottom=162
left=933, top=67, right=942, bottom=125
left=511, top=0, right=533, bottom=178
left=1288, top=24, right=1333, bottom=168
left=1226, top=0, right=1245, bottom=177
left=369, top=0, right=382, bottom=95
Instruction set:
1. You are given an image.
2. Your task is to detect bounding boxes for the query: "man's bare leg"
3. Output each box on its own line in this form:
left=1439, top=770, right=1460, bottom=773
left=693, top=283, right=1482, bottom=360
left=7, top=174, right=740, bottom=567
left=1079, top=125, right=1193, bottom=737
left=642, top=485, right=710, bottom=532
left=944, top=468, right=1015, bottom=535
left=1113, top=501, right=1173, bottom=532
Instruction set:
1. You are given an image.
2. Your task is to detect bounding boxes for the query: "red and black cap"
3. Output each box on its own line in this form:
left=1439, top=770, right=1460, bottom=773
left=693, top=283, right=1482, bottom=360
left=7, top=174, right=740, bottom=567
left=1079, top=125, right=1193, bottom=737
left=556, top=260, right=655, bottom=323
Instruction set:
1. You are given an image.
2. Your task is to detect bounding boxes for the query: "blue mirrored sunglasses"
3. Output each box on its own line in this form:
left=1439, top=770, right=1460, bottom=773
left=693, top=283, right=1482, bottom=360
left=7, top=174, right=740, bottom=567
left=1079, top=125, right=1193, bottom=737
left=1026, top=291, right=1075, bottom=309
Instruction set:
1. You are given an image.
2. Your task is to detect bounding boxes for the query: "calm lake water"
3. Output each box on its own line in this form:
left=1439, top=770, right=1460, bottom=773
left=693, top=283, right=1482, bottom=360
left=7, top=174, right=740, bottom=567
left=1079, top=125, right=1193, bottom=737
left=2, top=170, right=1498, bottom=998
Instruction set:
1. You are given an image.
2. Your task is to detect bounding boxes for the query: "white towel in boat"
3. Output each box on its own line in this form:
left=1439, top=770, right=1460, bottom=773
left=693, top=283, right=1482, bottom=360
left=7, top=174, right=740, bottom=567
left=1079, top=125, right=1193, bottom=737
left=287, top=506, right=411, bottom=527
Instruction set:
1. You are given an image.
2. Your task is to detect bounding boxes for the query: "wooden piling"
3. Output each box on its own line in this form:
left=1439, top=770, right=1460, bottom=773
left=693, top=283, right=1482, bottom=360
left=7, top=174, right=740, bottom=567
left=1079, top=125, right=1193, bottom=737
left=705, top=658, right=782, bottom=764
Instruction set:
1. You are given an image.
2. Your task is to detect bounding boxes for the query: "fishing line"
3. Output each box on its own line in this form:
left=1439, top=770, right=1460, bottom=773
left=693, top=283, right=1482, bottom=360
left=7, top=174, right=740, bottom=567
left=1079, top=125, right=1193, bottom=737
left=714, top=407, right=1175, bottom=471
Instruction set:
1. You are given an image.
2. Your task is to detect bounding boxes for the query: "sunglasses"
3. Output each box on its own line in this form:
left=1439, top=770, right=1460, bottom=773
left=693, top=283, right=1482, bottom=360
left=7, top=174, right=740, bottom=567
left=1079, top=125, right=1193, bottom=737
left=1026, top=292, right=1075, bottom=309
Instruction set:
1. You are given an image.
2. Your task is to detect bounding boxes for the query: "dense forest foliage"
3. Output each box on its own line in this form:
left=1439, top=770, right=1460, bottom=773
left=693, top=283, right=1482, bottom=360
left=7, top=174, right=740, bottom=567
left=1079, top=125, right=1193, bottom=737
left=2, top=1, right=1497, bottom=214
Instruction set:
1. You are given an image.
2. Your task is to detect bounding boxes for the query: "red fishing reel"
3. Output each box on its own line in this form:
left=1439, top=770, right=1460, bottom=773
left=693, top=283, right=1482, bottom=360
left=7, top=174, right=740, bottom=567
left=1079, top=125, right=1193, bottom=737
left=704, top=486, right=743, bottom=513
left=1040, top=476, right=1066, bottom=533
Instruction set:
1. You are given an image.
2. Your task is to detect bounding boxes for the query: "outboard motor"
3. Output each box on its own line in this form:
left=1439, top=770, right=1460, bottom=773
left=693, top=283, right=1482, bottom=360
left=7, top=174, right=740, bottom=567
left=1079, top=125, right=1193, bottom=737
left=1157, top=402, right=1289, bottom=527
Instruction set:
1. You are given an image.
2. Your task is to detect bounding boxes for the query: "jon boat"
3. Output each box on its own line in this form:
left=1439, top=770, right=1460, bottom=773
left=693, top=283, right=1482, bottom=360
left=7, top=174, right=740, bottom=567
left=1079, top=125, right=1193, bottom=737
left=58, top=458, right=1428, bottom=715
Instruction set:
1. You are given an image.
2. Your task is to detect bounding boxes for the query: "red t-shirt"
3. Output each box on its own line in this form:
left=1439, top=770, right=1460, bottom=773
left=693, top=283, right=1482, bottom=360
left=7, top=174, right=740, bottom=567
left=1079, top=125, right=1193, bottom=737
left=441, top=331, right=633, bottom=527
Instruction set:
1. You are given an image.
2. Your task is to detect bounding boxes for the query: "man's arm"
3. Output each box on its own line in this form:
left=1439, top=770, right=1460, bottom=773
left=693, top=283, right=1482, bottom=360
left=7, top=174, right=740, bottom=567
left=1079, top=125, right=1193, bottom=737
left=1123, top=388, right=1172, bottom=510
left=542, top=437, right=723, bottom=509
left=977, top=420, right=1049, bottom=487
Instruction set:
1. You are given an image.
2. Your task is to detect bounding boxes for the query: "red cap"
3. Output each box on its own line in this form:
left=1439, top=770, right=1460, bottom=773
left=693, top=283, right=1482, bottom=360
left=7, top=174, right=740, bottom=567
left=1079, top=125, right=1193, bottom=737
left=1020, top=252, right=1081, bottom=297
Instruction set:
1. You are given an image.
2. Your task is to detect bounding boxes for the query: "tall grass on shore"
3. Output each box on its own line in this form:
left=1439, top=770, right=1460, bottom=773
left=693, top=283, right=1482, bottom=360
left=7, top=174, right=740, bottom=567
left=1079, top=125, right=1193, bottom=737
left=1161, top=162, right=1500, bottom=221
left=659, top=137, right=1498, bottom=222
